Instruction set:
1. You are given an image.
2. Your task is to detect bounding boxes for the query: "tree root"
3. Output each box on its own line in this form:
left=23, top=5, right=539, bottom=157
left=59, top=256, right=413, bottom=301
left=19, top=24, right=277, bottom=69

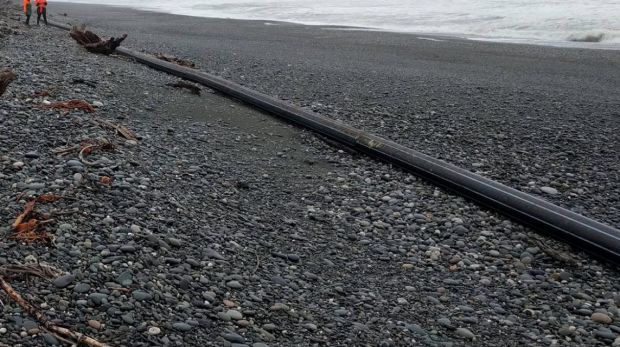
left=70, top=25, right=127, bottom=55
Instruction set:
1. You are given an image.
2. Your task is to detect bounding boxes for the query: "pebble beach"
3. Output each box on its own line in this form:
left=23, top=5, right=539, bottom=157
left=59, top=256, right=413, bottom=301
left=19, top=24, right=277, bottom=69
left=1, top=3, right=620, bottom=347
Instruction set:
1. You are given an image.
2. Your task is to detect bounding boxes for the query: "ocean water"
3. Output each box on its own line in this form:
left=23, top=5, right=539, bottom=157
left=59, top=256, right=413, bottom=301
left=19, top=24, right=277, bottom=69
left=57, top=0, right=620, bottom=46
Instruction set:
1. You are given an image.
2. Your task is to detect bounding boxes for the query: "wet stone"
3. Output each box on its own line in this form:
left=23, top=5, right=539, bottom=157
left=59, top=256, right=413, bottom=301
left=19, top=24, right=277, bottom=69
left=73, top=283, right=91, bottom=293
left=172, top=322, right=192, bottom=332
left=455, top=328, right=475, bottom=339
left=132, top=291, right=152, bottom=301
left=223, top=332, right=245, bottom=343
left=116, top=271, right=133, bottom=286
left=52, top=274, right=75, bottom=288
left=592, top=313, right=613, bottom=324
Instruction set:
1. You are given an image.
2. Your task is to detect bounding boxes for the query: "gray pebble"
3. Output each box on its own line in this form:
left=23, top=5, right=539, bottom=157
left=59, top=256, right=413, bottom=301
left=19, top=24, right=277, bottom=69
left=226, top=280, right=243, bottom=289
left=172, top=322, right=192, bottom=332
left=132, top=290, right=153, bottom=301
left=52, top=274, right=75, bottom=288
left=73, top=283, right=91, bottom=293
left=455, top=327, right=475, bottom=339
left=223, top=332, right=245, bottom=343
left=540, top=186, right=558, bottom=195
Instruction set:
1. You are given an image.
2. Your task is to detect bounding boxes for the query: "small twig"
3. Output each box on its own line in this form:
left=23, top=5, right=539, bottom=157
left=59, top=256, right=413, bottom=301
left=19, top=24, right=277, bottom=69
left=78, top=145, right=101, bottom=166
left=534, top=239, right=577, bottom=265
left=12, top=200, right=35, bottom=229
left=38, top=219, right=55, bottom=225
left=92, top=118, right=138, bottom=141
left=49, top=209, right=80, bottom=217
left=0, top=263, right=62, bottom=280
left=53, top=145, right=81, bottom=156
left=253, top=253, right=261, bottom=274
left=15, top=191, right=25, bottom=202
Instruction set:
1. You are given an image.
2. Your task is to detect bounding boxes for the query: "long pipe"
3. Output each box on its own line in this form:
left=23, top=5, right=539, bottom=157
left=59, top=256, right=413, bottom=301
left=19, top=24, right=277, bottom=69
left=49, top=21, right=620, bottom=265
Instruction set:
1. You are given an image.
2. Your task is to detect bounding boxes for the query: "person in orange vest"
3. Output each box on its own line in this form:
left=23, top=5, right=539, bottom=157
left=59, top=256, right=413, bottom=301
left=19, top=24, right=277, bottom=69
left=23, top=0, right=32, bottom=25
left=35, top=0, right=47, bottom=25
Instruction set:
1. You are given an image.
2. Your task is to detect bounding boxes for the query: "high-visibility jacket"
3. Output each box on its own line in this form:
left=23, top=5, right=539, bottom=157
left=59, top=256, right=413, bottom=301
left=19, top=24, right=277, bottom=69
left=23, top=0, right=31, bottom=14
left=35, top=0, right=47, bottom=8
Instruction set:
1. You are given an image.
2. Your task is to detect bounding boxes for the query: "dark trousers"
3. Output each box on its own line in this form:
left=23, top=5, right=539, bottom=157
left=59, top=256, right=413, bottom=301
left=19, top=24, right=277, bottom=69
left=37, top=7, right=46, bottom=25
left=25, top=14, right=30, bottom=25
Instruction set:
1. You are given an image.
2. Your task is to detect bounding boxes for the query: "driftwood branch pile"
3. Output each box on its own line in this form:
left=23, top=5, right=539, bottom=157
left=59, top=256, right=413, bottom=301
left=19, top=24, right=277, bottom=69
left=0, top=273, right=112, bottom=347
left=70, top=25, right=127, bottom=55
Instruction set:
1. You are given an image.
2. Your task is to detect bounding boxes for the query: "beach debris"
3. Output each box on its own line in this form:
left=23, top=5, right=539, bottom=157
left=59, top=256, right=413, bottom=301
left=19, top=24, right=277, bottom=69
left=99, top=176, right=113, bottom=185
left=0, top=262, right=63, bottom=280
left=34, top=90, right=50, bottom=97
left=10, top=200, right=54, bottom=244
left=92, top=117, right=138, bottom=141
left=534, top=239, right=577, bottom=265
left=37, top=193, right=63, bottom=203
left=0, top=68, right=15, bottom=96
left=154, top=53, right=196, bottom=68
left=12, top=200, right=35, bottom=229
left=70, top=25, right=127, bottom=55
left=166, top=81, right=201, bottom=95
left=71, top=78, right=97, bottom=88
left=53, top=138, right=116, bottom=157
left=52, top=144, right=82, bottom=156
left=44, top=99, right=96, bottom=113
left=0, top=276, right=112, bottom=347
left=78, top=138, right=116, bottom=166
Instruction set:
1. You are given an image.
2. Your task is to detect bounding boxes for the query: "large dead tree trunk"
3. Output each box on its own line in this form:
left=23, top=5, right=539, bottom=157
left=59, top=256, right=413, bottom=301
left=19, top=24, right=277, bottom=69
left=0, top=68, right=15, bottom=96
left=70, top=25, right=127, bottom=55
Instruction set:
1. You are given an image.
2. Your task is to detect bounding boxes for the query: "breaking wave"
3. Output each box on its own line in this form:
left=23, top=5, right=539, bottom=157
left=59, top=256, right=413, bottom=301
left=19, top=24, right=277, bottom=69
left=55, top=0, right=620, bottom=47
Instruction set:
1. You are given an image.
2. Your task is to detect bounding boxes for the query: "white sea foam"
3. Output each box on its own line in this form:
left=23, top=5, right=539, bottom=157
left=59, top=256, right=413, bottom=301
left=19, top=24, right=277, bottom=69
left=56, top=0, right=620, bottom=47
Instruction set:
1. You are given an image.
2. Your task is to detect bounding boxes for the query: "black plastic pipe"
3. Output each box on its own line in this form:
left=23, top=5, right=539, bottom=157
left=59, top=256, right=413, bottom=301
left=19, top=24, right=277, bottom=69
left=49, top=21, right=620, bottom=266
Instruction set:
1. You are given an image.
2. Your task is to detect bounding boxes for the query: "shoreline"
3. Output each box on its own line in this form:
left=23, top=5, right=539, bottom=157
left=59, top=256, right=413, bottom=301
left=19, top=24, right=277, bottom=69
left=50, top=1, right=620, bottom=51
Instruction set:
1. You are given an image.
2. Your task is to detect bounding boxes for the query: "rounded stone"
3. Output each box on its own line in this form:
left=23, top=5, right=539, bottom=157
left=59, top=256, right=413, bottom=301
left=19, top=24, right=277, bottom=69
left=87, top=320, right=102, bottom=330
left=52, top=274, right=75, bottom=288
left=73, top=283, right=91, bottom=293
left=223, top=332, right=245, bottom=343
left=592, top=313, right=613, bottom=324
left=172, top=322, right=192, bottom=332
left=540, top=186, right=558, bottom=195
left=456, top=327, right=475, bottom=339
left=226, top=280, right=243, bottom=289
left=226, top=309, right=243, bottom=320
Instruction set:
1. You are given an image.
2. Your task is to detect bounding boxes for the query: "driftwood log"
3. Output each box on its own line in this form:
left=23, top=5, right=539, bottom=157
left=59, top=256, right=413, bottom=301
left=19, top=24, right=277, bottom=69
left=70, top=25, right=127, bottom=55
left=0, top=68, right=15, bottom=96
